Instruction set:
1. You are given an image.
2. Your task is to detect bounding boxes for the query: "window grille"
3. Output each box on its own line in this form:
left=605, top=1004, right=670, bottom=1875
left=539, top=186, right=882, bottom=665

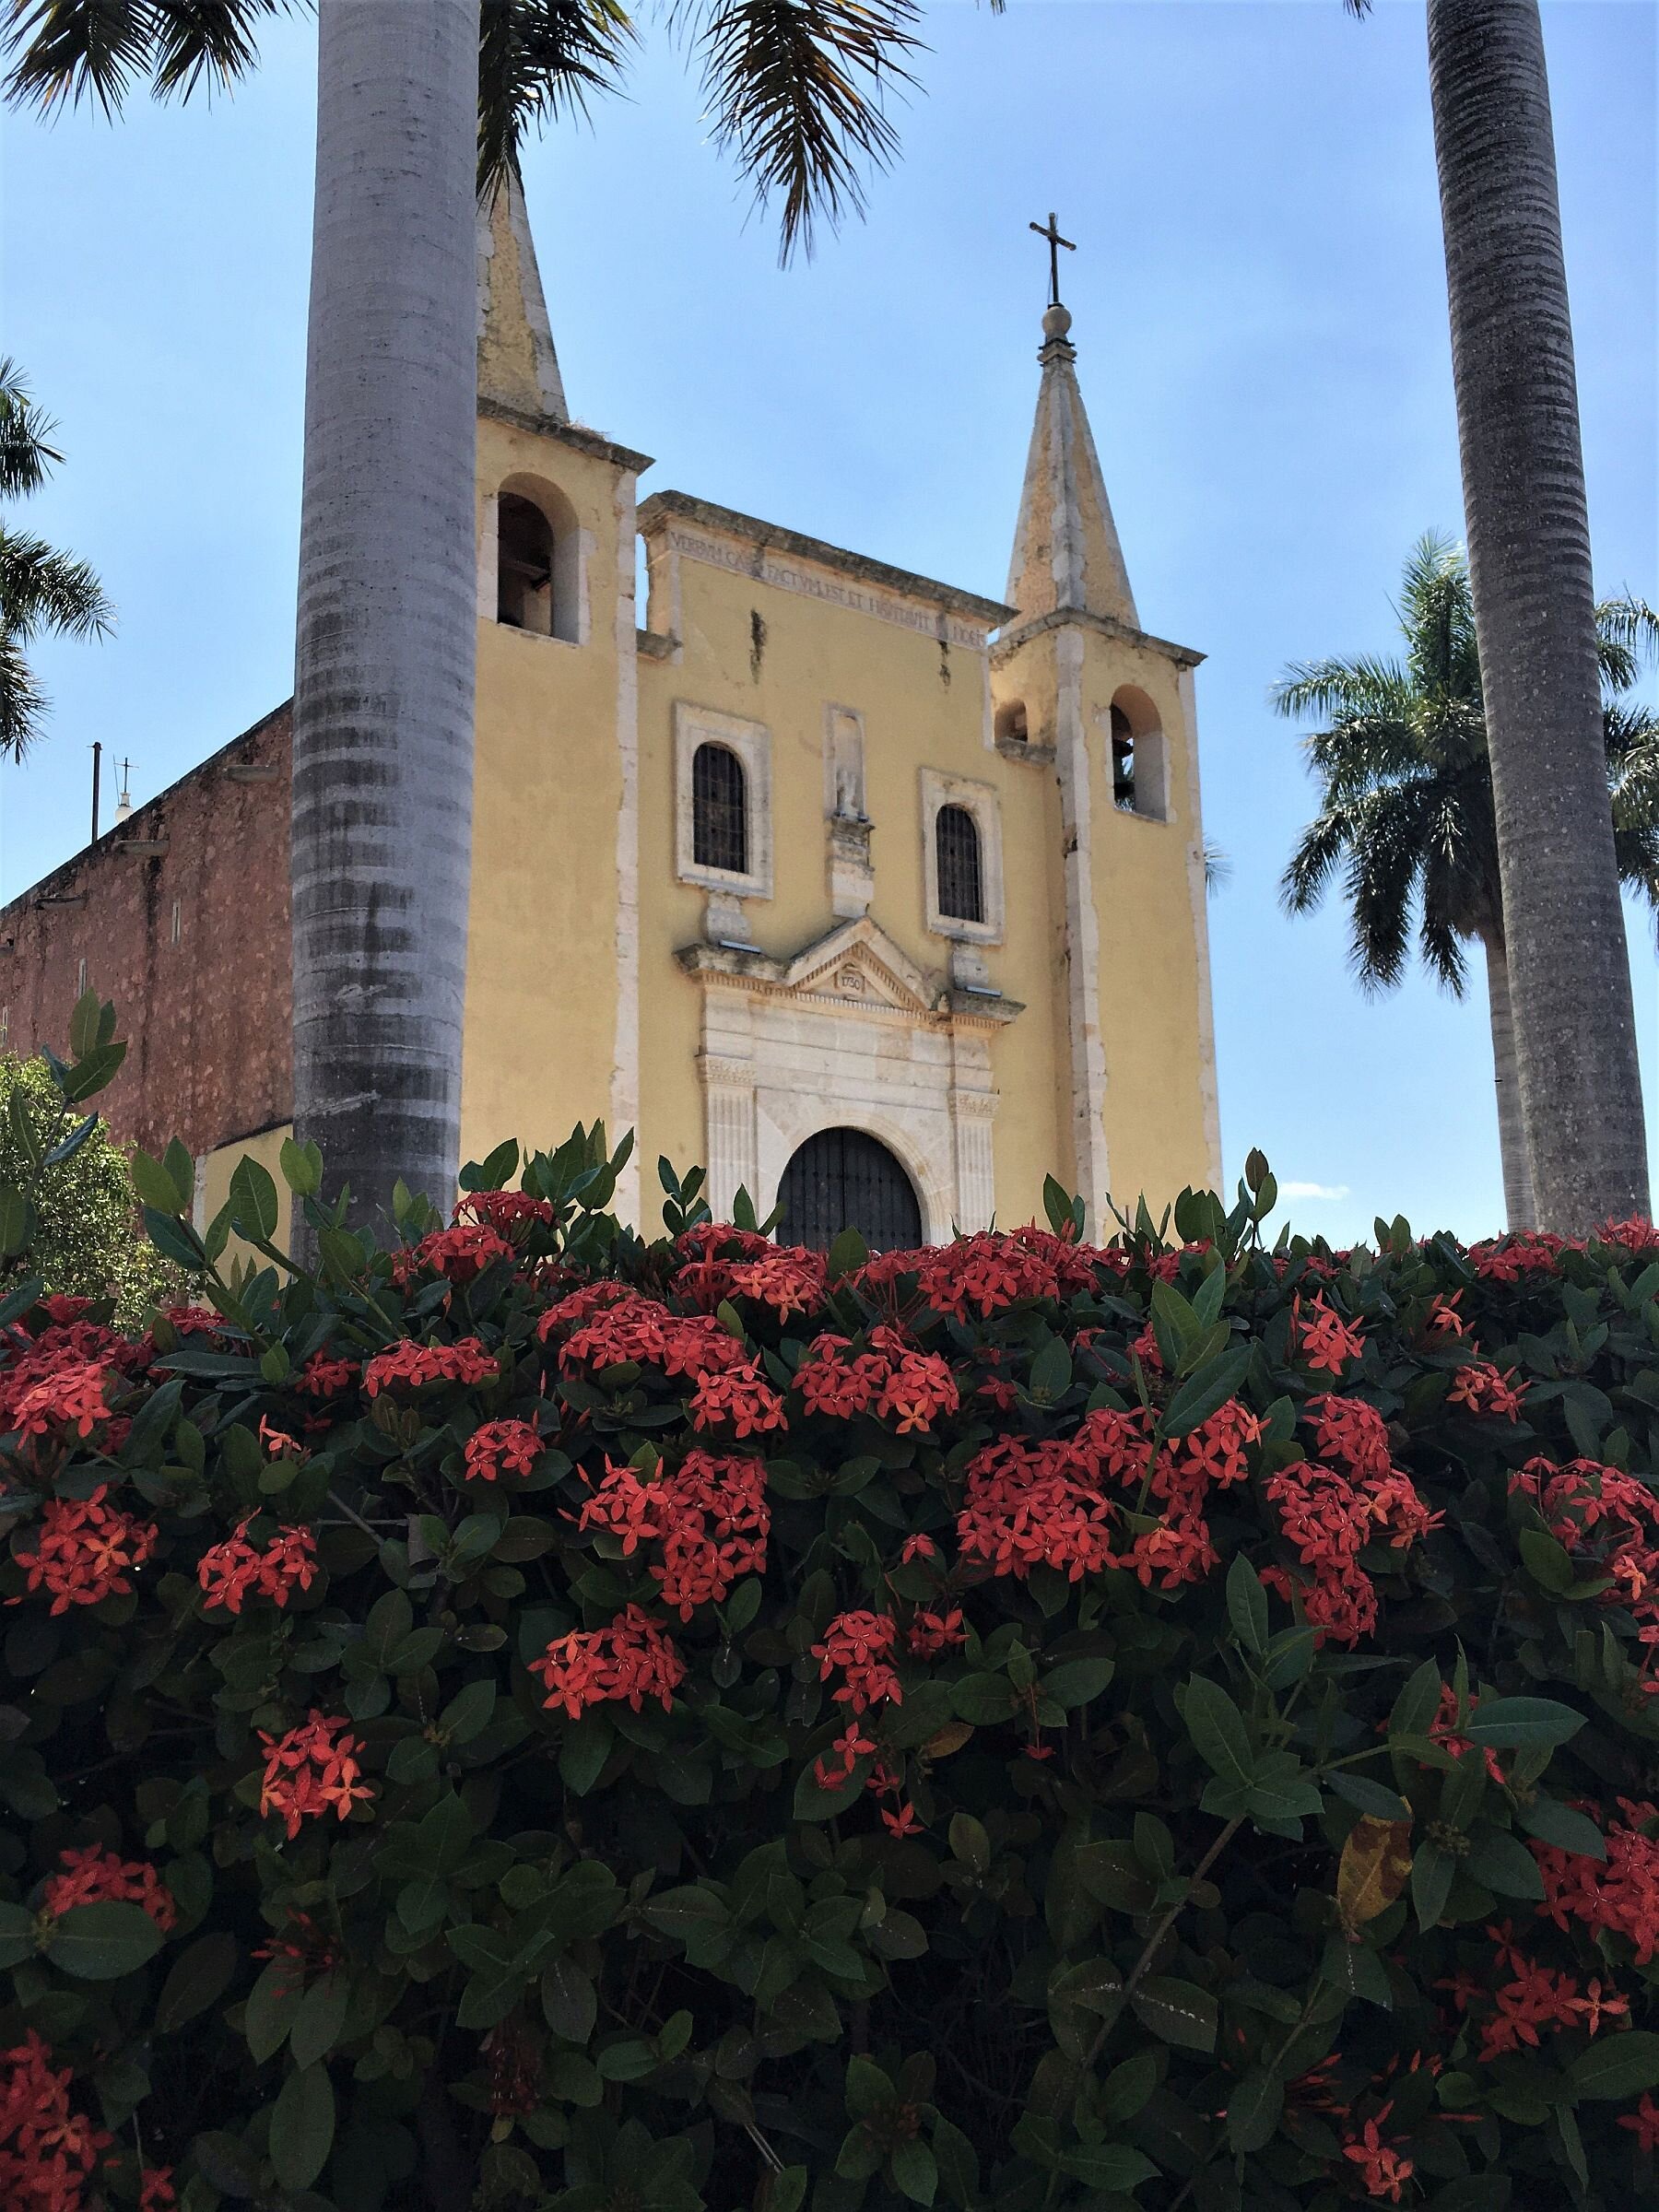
left=935, top=804, right=984, bottom=924
left=692, top=743, right=748, bottom=875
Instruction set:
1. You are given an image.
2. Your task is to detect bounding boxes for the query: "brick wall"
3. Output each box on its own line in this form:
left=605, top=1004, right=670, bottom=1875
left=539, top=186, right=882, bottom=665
left=0, top=703, right=294, bottom=1159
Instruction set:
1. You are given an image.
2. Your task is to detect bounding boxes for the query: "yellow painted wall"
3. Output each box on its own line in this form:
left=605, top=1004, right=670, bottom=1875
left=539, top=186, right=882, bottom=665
left=460, top=416, right=629, bottom=1173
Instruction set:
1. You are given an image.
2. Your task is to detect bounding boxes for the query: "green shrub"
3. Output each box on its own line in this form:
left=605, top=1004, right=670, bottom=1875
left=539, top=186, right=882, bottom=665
left=1, top=1011, right=183, bottom=1323
left=3, top=1111, right=1659, bottom=2212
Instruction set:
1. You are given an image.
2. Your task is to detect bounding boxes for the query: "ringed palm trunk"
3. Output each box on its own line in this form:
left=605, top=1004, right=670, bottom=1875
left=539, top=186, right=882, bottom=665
left=1428, top=0, right=1650, bottom=1231
left=1479, top=928, right=1535, bottom=1230
left=291, top=0, right=482, bottom=1233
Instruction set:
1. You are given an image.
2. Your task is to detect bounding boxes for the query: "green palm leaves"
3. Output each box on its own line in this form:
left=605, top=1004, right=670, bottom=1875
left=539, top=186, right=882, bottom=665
left=4, top=0, right=924, bottom=262
left=1277, top=531, right=1658, bottom=995
left=0, top=356, right=113, bottom=762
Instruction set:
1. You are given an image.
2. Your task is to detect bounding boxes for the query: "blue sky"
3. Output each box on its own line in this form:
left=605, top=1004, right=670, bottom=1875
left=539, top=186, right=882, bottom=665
left=3, top=0, right=1654, bottom=1244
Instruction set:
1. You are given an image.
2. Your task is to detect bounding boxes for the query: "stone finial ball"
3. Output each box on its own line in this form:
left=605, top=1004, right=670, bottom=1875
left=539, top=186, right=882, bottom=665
left=1041, top=302, right=1073, bottom=341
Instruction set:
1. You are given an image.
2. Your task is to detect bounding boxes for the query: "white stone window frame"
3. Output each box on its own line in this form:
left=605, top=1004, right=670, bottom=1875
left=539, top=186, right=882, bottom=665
left=675, top=701, right=774, bottom=901
left=920, top=767, right=1004, bottom=946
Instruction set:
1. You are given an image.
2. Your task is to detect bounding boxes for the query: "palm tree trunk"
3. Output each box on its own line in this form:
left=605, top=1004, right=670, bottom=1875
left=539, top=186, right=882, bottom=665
left=1428, top=0, right=1650, bottom=1232
left=291, top=0, right=481, bottom=1234
left=1480, top=929, right=1535, bottom=1230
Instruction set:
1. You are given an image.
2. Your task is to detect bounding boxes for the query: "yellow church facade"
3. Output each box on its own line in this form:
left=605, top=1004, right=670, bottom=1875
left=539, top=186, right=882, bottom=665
left=455, top=184, right=1220, bottom=1243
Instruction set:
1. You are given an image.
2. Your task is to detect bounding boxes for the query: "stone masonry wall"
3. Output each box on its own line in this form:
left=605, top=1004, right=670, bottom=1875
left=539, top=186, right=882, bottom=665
left=0, top=704, right=294, bottom=1160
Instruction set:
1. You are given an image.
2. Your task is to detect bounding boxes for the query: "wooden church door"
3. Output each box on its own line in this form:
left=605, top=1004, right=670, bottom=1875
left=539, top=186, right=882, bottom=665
left=777, top=1128, right=923, bottom=1253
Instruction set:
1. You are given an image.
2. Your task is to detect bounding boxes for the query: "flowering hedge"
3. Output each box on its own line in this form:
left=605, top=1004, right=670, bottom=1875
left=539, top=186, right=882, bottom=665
left=5, top=1110, right=1659, bottom=2212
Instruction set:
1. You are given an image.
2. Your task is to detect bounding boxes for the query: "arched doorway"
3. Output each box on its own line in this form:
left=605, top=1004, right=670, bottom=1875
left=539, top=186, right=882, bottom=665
left=777, top=1127, right=923, bottom=1253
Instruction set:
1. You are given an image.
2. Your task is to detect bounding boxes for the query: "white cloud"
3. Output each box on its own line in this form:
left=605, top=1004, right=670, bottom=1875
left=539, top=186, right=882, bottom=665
left=1277, top=1180, right=1351, bottom=1203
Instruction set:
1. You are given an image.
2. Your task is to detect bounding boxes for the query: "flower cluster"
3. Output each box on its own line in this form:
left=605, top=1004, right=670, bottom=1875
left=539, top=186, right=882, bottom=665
left=1534, top=1798, right=1659, bottom=1966
left=0, top=2033, right=112, bottom=2212
left=390, top=1222, right=516, bottom=1288
left=298, top=1350, right=357, bottom=1398
left=795, top=1326, right=959, bottom=1432
left=576, top=1449, right=770, bottom=1618
left=551, top=1287, right=790, bottom=1434
left=1440, top=1927, right=1629, bottom=2063
left=1512, top=1454, right=1659, bottom=1640
left=463, top=1418, right=545, bottom=1483
left=43, top=1845, right=177, bottom=1932
left=1265, top=1414, right=1441, bottom=1646
left=252, top=1908, right=344, bottom=1996
left=1293, top=1294, right=1366, bottom=1376
left=812, top=1610, right=902, bottom=1713
left=196, top=1519, right=318, bottom=1614
left=18, top=1487, right=157, bottom=1613
left=5, top=1359, right=115, bottom=1445
left=455, top=1189, right=556, bottom=1236
left=529, top=1604, right=687, bottom=1719
left=855, top=1226, right=1104, bottom=1322
left=257, top=1713, right=374, bottom=1840
left=1446, top=1359, right=1527, bottom=1419
left=673, top=1228, right=829, bottom=1320
left=362, top=1337, right=499, bottom=1397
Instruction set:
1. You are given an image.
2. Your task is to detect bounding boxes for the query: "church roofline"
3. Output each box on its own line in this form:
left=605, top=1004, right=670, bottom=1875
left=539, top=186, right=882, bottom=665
left=990, top=605, right=1205, bottom=673
left=639, top=491, right=1016, bottom=630
left=478, top=395, right=653, bottom=477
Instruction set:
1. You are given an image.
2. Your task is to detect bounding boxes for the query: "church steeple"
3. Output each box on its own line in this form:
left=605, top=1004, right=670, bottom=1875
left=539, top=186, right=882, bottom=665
left=1005, top=299, right=1137, bottom=629
left=476, top=172, right=568, bottom=422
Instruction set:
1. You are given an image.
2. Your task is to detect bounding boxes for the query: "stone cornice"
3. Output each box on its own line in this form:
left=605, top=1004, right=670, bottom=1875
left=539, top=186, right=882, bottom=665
left=991, top=605, right=1205, bottom=672
left=477, top=397, right=653, bottom=477
left=639, top=490, right=1016, bottom=634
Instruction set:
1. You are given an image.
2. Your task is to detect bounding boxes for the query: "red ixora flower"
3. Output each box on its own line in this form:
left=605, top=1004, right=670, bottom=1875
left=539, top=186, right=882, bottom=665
left=390, top=1221, right=516, bottom=1289
left=297, top=1350, right=357, bottom=1399
left=529, top=1604, right=687, bottom=1719
left=1534, top=1797, right=1659, bottom=1966
left=16, top=1487, right=158, bottom=1614
left=576, top=1449, right=769, bottom=1618
left=795, top=1327, right=959, bottom=1433
left=812, top=1610, right=902, bottom=1713
left=43, top=1844, right=176, bottom=1932
left=5, top=1359, right=115, bottom=1443
left=1341, top=2110, right=1415, bottom=2203
left=140, top=2170, right=177, bottom=2212
left=197, top=1519, right=318, bottom=1615
left=252, top=1908, right=344, bottom=1995
left=1293, top=1294, right=1366, bottom=1377
left=463, top=1418, right=545, bottom=1483
left=0, top=2031, right=112, bottom=2212
left=362, top=1337, right=498, bottom=1397
left=257, top=1712, right=374, bottom=1840
left=454, top=1188, right=556, bottom=1235
left=1618, top=2092, right=1659, bottom=2154
left=1446, top=1360, right=1527, bottom=1421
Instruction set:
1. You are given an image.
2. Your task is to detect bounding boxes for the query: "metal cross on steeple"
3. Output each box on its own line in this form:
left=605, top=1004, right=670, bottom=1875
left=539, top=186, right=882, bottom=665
left=1029, top=211, right=1076, bottom=308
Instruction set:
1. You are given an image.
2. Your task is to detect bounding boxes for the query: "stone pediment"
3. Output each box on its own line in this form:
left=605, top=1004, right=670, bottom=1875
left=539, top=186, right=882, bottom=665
left=782, top=920, right=933, bottom=1013
left=676, top=916, right=1020, bottom=1027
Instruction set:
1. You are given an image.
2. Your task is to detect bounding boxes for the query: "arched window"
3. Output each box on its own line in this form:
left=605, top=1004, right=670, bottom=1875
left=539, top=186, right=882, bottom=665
left=935, top=804, right=984, bottom=924
left=778, top=1128, right=922, bottom=1253
left=692, top=742, right=748, bottom=875
left=497, top=494, right=555, bottom=634
left=1108, top=688, right=1169, bottom=819
left=994, top=699, right=1029, bottom=747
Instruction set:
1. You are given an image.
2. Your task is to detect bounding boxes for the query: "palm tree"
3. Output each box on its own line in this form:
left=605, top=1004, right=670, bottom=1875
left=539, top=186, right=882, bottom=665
left=4, top=0, right=921, bottom=1237
left=1277, top=533, right=1659, bottom=1232
left=0, top=356, right=112, bottom=761
left=1420, top=0, right=1650, bottom=1230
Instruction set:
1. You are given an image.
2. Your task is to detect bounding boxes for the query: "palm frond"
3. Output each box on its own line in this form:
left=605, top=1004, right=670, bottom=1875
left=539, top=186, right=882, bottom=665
left=0, top=626, right=48, bottom=761
left=0, top=356, right=62, bottom=498
left=477, top=0, right=635, bottom=200
left=681, top=0, right=923, bottom=264
left=0, top=525, right=114, bottom=641
left=1271, top=652, right=1411, bottom=726
left=1341, top=785, right=1430, bottom=994
left=1280, top=805, right=1356, bottom=918
left=1596, top=595, right=1659, bottom=698
left=147, top=0, right=296, bottom=103
left=1203, top=840, right=1230, bottom=894
left=4, top=0, right=149, bottom=112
